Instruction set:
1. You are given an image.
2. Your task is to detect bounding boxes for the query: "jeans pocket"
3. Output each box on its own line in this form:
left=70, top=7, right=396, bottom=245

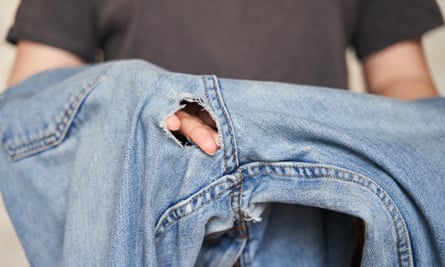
left=0, top=66, right=109, bottom=161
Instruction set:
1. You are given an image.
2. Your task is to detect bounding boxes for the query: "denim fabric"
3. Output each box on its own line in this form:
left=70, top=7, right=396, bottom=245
left=1, top=60, right=444, bottom=266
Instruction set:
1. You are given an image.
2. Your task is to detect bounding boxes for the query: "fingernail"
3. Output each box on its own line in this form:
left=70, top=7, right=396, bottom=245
left=215, top=135, right=222, bottom=147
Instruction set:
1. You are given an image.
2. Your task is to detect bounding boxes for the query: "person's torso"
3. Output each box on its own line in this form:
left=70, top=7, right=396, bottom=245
left=95, top=0, right=360, bottom=88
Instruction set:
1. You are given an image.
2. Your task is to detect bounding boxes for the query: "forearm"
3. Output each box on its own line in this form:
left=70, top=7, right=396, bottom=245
left=367, top=77, right=438, bottom=100
left=7, top=41, right=85, bottom=88
left=363, top=39, right=438, bottom=100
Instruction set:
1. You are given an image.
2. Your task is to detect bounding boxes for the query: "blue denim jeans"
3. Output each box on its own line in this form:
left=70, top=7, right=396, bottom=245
left=1, top=60, right=444, bottom=266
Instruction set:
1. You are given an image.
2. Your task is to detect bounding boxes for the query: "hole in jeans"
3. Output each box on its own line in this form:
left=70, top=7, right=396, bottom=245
left=163, top=100, right=219, bottom=149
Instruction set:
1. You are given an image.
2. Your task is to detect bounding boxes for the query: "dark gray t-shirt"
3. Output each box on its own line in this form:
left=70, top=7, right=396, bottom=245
left=7, top=0, right=443, bottom=88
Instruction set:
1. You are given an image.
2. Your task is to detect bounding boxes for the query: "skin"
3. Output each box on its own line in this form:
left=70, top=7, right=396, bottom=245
left=7, top=39, right=439, bottom=155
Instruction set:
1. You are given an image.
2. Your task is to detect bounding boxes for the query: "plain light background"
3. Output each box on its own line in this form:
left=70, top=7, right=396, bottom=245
left=0, top=0, right=444, bottom=266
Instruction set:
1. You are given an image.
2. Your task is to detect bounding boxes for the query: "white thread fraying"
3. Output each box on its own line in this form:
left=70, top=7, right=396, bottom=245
left=243, top=214, right=263, bottom=223
left=243, top=203, right=269, bottom=223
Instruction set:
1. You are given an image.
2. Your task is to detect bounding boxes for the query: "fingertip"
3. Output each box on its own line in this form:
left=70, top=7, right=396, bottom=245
left=203, top=133, right=220, bottom=156
left=202, top=143, right=218, bottom=156
left=165, top=115, right=181, bottom=131
left=191, top=127, right=219, bottom=156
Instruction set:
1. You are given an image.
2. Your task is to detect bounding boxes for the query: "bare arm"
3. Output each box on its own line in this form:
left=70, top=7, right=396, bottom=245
left=363, top=39, right=438, bottom=100
left=7, top=40, right=85, bottom=87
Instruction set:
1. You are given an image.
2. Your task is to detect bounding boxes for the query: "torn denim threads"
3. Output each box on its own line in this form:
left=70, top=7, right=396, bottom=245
left=0, top=60, right=444, bottom=266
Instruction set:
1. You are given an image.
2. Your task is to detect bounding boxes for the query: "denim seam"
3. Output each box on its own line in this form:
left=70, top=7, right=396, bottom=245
left=202, top=75, right=249, bottom=244
left=3, top=65, right=116, bottom=161
left=203, top=75, right=239, bottom=174
left=239, top=162, right=412, bottom=267
left=154, top=177, right=237, bottom=240
left=234, top=170, right=248, bottom=240
left=202, top=74, right=248, bottom=245
left=239, top=214, right=252, bottom=267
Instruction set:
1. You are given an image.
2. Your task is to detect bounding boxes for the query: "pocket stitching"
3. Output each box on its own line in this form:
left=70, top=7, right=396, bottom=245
left=4, top=65, right=113, bottom=161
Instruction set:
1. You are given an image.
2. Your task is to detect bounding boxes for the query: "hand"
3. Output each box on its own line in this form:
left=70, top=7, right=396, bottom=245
left=165, top=103, right=220, bottom=155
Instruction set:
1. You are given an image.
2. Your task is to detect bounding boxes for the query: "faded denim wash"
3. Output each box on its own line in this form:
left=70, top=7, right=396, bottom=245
left=0, top=60, right=444, bottom=266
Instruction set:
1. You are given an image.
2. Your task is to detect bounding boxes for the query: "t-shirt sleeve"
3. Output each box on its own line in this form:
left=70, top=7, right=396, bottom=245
left=352, top=0, right=444, bottom=59
left=7, top=0, right=97, bottom=62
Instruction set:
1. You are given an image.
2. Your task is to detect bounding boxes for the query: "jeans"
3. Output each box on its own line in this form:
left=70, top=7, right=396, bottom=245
left=1, top=60, right=444, bottom=266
